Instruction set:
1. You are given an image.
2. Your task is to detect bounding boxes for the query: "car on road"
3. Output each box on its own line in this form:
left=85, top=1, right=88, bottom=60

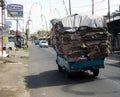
left=39, top=40, right=48, bottom=48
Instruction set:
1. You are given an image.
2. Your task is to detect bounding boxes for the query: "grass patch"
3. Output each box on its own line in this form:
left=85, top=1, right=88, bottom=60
left=23, top=47, right=29, bottom=52
left=15, top=48, right=19, bottom=51
left=20, top=56, right=29, bottom=60
left=15, top=47, right=29, bottom=52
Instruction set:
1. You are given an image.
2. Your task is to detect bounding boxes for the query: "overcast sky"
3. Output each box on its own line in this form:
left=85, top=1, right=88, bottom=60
left=2, top=0, right=120, bottom=33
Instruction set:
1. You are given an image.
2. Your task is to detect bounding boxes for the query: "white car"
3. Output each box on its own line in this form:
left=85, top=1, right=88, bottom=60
left=39, top=40, right=48, bottom=48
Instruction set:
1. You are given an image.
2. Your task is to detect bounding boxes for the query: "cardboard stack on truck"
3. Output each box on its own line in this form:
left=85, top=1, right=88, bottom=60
left=50, top=14, right=111, bottom=62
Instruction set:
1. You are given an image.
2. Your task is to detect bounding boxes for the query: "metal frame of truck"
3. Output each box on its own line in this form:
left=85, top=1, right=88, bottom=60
left=56, top=54, right=105, bottom=78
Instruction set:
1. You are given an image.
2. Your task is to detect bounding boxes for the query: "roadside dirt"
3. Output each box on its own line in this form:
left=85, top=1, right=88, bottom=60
left=0, top=49, right=30, bottom=97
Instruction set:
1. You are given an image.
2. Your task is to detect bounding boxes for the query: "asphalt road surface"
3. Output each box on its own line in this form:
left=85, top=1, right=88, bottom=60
left=26, top=43, right=120, bottom=97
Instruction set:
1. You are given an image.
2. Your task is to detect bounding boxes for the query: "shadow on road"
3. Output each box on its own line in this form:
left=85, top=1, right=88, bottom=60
left=25, top=70, right=97, bottom=89
left=107, top=63, right=120, bottom=68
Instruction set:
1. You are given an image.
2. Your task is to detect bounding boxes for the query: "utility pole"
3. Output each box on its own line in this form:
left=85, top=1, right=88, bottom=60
left=0, top=0, right=5, bottom=58
left=1, top=6, right=4, bottom=57
left=92, top=0, right=94, bottom=15
left=108, top=0, right=110, bottom=24
left=16, top=17, right=19, bottom=42
left=69, top=0, right=71, bottom=15
left=107, top=0, right=113, bottom=50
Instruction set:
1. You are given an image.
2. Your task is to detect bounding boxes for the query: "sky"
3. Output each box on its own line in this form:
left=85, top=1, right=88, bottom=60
left=2, top=0, right=120, bottom=34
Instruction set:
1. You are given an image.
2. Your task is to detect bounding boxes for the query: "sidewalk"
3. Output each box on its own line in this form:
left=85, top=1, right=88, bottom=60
left=0, top=48, right=30, bottom=97
left=105, top=51, right=120, bottom=66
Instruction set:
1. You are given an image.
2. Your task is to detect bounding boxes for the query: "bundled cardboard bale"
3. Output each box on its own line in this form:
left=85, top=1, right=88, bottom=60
left=50, top=14, right=111, bottom=62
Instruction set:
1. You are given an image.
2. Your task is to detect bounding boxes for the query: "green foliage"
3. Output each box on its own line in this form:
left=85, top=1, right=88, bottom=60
left=37, top=30, right=45, bottom=35
left=23, top=47, right=29, bottom=52
left=15, top=48, right=19, bottom=51
left=20, top=56, right=29, bottom=60
left=31, top=34, right=37, bottom=39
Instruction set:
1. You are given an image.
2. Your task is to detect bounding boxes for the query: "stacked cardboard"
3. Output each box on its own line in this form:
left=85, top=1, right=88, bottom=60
left=50, top=14, right=111, bottom=62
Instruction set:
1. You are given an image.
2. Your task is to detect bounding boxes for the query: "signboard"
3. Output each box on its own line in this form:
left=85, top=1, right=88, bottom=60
left=7, top=4, right=23, bottom=17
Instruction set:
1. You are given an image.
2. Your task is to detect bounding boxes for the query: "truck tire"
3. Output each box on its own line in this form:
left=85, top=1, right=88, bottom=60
left=56, top=60, right=63, bottom=72
left=56, top=60, right=58, bottom=64
left=64, top=69, right=71, bottom=78
left=58, top=65, right=63, bottom=72
left=93, top=69, right=99, bottom=76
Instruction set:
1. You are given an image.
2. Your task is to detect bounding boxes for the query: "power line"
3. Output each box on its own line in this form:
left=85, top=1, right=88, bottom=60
left=73, top=0, right=106, bottom=9
left=72, top=0, right=119, bottom=14
left=94, top=0, right=106, bottom=9
left=79, top=2, right=120, bottom=15
left=95, top=3, right=120, bottom=12
left=73, top=0, right=119, bottom=11
left=95, top=0, right=106, bottom=4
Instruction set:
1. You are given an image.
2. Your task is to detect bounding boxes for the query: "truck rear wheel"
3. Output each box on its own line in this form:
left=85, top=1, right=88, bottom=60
left=64, top=69, right=71, bottom=78
left=58, top=65, right=63, bottom=72
left=92, top=69, right=99, bottom=76
left=56, top=60, right=63, bottom=72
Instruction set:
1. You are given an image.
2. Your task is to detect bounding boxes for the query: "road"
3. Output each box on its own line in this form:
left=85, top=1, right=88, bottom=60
left=26, top=43, right=120, bottom=97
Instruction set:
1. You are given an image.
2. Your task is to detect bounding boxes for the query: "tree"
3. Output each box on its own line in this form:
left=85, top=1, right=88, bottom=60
left=31, top=34, right=37, bottom=39
left=37, top=30, right=45, bottom=35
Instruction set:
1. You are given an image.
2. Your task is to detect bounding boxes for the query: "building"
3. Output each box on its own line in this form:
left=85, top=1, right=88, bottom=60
left=107, top=12, right=120, bottom=51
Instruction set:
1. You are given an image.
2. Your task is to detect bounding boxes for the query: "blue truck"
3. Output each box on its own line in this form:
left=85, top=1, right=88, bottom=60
left=51, top=14, right=111, bottom=78
left=56, top=54, right=105, bottom=77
